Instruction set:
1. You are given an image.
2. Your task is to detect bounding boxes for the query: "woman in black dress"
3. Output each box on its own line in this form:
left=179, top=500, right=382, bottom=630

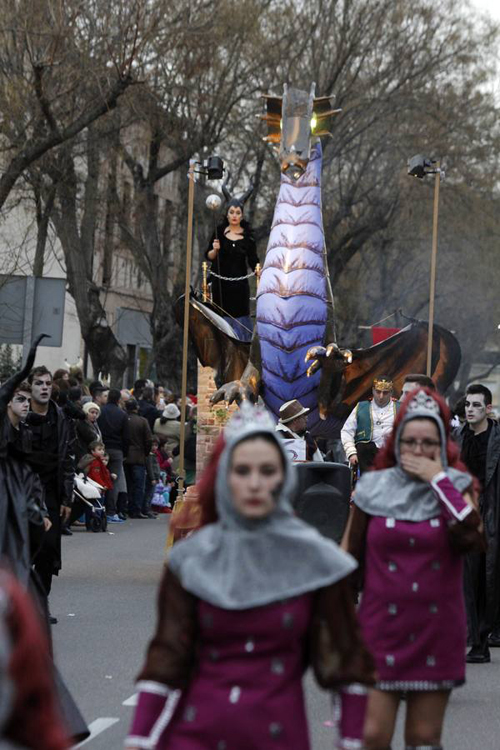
left=205, top=197, right=259, bottom=342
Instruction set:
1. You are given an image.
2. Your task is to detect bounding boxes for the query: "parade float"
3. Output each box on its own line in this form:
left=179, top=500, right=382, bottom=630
left=177, top=84, right=460, bottom=459
left=167, top=83, right=460, bottom=545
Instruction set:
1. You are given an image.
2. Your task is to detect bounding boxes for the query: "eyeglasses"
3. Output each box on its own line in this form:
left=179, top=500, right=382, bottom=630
left=400, top=438, right=440, bottom=451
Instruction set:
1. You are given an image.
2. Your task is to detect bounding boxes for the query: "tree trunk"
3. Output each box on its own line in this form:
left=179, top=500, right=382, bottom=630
left=48, top=141, right=128, bottom=385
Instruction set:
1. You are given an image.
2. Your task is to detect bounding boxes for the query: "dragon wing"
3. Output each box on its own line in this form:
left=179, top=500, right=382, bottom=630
left=317, top=321, right=461, bottom=421
left=174, top=294, right=250, bottom=388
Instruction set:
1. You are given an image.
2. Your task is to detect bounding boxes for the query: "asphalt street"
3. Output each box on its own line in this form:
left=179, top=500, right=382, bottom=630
left=51, top=516, right=500, bottom=749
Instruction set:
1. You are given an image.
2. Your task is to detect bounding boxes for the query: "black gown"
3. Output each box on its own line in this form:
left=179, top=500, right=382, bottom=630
left=205, top=231, right=259, bottom=318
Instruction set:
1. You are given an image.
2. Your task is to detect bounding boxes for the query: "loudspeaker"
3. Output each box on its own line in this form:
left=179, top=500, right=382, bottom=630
left=293, top=462, right=351, bottom=543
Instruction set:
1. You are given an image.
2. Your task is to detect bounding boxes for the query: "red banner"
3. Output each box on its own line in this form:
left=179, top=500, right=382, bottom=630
left=371, top=327, right=400, bottom=344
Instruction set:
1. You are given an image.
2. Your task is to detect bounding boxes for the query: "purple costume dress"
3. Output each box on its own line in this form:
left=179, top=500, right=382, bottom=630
left=127, top=402, right=376, bottom=750
left=353, top=473, right=481, bottom=690
left=129, top=594, right=313, bottom=749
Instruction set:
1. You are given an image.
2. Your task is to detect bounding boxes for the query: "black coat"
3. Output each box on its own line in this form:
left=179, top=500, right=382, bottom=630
left=26, top=401, right=76, bottom=508
left=461, top=420, right=500, bottom=629
left=137, top=399, right=163, bottom=431
left=98, top=402, right=129, bottom=453
left=0, top=422, right=46, bottom=587
left=483, top=421, right=500, bottom=625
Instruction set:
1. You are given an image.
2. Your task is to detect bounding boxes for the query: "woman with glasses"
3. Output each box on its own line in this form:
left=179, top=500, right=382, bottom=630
left=343, top=388, right=485, bottom=750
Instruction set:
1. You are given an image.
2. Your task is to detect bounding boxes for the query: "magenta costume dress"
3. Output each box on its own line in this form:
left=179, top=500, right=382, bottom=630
left=126, top=403, right=375, bottom=750
left=357, top=472, right=474, bottom=690
left=130, top=595, right=313, bottom=750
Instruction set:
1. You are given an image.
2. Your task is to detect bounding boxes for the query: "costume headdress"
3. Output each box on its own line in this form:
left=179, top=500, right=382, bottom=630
left=354, top=388, right=472, bottom=522
left=221, top=171, right=254, bottom=210
left=168, top=401, right=356, bottom=610
left=373, top=376, right=393, bottom=392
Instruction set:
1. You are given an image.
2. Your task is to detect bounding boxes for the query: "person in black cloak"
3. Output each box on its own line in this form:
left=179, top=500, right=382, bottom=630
left=26, top=363, right=76, bottom=606
left=0, top=334, right=89, bottom=743
left=459, top=383, right=500, bottom=663
left=0, top=336, right=48, bottom=587
left=205, top=182, right=259, bottom=342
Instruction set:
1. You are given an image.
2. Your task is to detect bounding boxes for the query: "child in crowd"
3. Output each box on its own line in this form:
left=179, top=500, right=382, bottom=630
left=154, top=439, right=173, bottom=477
left=144, top=438, right=161, bottom=518
left=87, top=441, right=115, bottom=490
left=84, top=441, right=123, bottom=524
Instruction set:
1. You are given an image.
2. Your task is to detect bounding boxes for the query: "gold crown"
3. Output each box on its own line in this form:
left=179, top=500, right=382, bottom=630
left=373, top=377, right=393, bottom=391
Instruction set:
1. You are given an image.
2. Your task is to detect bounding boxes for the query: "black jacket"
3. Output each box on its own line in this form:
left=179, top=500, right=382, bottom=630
left=461, top=420, right=500, bottom=628
left=26, top=401, right=76, bottom=507
left=482, top=421, right=500, bottom=626
left=0, top=422, right=46, bottom=587
left=137, top=399, right=163, bottom=431
left=98, top=402, right=129, bottom=453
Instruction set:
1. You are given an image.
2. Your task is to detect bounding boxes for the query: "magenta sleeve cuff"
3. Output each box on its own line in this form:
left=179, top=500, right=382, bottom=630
left=126, top=682, right=181, bottom=749
left=431, top=473, right=472, bottom=522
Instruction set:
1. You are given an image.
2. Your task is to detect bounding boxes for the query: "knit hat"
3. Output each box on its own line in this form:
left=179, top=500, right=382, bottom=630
left=82, top=402, right=101, bottom=417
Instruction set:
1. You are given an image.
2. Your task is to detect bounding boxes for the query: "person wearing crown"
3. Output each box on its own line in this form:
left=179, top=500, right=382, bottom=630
left=341, top=376, right=399, bottom=474
left=125, top=402, right=375, bottom=750
left=342, top=388, right=484, bottom=749
left=205, top=190, right=259, bottom=342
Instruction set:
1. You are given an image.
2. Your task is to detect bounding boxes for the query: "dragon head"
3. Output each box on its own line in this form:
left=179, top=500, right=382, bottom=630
left=261, top=83, right=341, bottom=180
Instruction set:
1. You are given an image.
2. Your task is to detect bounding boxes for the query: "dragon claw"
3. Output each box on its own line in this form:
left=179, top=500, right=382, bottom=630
left=210, top=381, right=256, bottom=406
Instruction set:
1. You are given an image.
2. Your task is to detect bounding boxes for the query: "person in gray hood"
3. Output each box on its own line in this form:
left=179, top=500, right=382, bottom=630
left=126, top=401, right=375, bottom=750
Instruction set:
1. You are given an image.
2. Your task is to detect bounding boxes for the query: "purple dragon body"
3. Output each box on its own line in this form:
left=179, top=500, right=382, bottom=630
left=257, top=142, right=328, bottom=428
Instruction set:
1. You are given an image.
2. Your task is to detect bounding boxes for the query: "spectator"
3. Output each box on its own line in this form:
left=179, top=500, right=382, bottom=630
left=138, top=386, right=163, bottom=430
left=124, top=399, right=153, bottom=519
left=153, top=403, right=190, bottom=471
left=133, top=378, right=148, bottom=400
left=120, top=388, right=132, bottom=405
left=84, top=441, right=123, bottom=526
left=92, top=386, right=109, bottom=408
left=144, top=437, right=161, bottom=518
left=26, top=366, right=75, bottom=619
left=275, top=399, right=323, bottom=462
left=98, top=388, right=129, bottom=521
left=53, top=368, right=70, bottom=382
left=75, top=402, right=102, bottom=462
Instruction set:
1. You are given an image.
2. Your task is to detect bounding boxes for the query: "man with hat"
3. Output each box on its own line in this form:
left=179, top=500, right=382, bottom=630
left=341, top=376, right=399, bottom=474
left=275, top=399, right=323, bottom=462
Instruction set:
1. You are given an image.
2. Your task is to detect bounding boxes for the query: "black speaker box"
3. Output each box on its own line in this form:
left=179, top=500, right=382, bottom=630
left=293, top=462, right=351, bottom=543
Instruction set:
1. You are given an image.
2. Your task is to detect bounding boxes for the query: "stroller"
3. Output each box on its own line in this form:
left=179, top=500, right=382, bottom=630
left=72, top=474, right=108, bottom=532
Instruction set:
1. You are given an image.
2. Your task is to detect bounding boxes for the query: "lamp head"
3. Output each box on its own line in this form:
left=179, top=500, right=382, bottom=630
left=407, top=154, right=433, bottom=179
left=204, top=156, right=224, bottom=180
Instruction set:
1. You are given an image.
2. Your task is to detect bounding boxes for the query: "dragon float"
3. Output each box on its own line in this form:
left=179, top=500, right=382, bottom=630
left=178, top=84, right=460, bottom=433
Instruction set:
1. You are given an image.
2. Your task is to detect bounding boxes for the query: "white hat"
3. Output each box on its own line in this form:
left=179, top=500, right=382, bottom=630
left=163, top=403, right=180, bottom=419
left=83, top=401, right=101, bottom=416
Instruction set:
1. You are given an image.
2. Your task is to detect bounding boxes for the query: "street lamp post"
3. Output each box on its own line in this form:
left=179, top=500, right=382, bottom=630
left=407, top=155, right=443, bottom=377
left=176, top=156, right=224, bottom=500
